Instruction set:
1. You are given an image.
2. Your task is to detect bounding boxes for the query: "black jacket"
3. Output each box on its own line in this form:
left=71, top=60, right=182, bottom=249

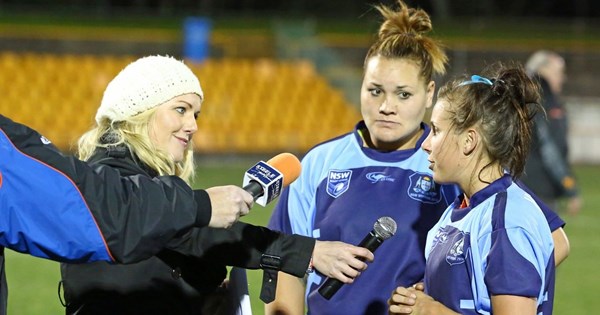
left=61, top=146, right=314, bottom=314
left=522, top=76, right=578, bottom=200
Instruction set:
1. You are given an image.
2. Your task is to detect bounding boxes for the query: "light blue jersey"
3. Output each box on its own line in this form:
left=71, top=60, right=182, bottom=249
left=424, top=175, right=555, bottom=315
left=269, top=122, right=460, bottom=315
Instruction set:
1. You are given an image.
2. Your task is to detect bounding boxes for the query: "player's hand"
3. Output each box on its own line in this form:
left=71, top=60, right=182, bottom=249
left=389, top=286, right=457, bottom=315
left=412, top=282, right=424, bottom=291
left=388, top=286, right=417, bottom=314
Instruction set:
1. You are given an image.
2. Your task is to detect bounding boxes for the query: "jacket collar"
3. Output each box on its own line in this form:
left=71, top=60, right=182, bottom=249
left=89, top=145, right=158, bottom=178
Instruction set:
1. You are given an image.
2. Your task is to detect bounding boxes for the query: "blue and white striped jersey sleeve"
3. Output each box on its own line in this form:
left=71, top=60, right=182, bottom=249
left=483, top=188, right=554, bottom=302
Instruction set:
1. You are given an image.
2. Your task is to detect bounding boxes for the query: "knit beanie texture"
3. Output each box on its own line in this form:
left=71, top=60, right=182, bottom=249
left=95, top=55, right=203, bottom=123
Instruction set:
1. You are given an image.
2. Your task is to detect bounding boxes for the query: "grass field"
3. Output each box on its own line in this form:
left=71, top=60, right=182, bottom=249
left=5, top=163, right=600, bottom=314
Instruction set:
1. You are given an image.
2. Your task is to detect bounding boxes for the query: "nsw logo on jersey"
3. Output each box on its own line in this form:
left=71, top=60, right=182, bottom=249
left=431, top=227, right=469, bottom=266
left=326, top=169, right=352, bottom=198
left=366, top=171, right=395, bottom=183
left=407, top=172, right=441, bottom=204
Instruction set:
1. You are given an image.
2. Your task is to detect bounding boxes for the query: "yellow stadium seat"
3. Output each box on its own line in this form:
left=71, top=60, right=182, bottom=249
left=0, top=53, right=359, bottom=154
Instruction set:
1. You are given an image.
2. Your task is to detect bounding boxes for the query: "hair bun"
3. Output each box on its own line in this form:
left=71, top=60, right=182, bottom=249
left=491, top=78, right=508, bottom=96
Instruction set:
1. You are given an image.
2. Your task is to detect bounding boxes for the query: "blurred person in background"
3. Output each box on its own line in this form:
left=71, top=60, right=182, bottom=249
left=388, top=64, right=555, bottom=315
left=265, top=1, right=569, bottom=315
left=60, top=55, right=373, bottom=315
left=522, top=50, right=582, bottom=216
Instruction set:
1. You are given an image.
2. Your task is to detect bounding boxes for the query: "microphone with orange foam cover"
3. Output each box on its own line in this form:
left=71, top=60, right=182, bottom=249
left=242, top=153, right=301, bottom=206
left=266, top=153, right=301, bottom=187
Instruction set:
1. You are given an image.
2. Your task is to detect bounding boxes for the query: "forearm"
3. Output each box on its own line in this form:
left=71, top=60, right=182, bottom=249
left=552, top=227, right=570, bottom=266
left=264, top=272, right=306, bottom=315
left=430, top=302, right=460, bottom=315
left=168, top=222, right=315, bottom=277
left=491, top=295, right=537, bottom=315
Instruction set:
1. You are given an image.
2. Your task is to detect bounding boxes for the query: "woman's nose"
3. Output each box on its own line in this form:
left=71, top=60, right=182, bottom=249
left=379, top=98, right=395, bottom=114
left=421, top=132, right=432, bottom=154
left=184, top=116, right=198, bottom=134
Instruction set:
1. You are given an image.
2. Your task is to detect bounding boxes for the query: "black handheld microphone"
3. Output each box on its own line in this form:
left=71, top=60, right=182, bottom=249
left=318, top=216, right=397, bottom=300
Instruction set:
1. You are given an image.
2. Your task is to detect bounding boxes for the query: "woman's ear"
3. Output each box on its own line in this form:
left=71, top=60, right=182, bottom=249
left=426, top=81, right=436, bottom=109
left=463, top=129, right=478, bottom=156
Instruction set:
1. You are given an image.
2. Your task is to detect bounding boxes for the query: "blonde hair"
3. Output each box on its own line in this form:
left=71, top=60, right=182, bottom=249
left=366, top=0, right=448, bottom=83
left=78, top=107, right=196, bottom=184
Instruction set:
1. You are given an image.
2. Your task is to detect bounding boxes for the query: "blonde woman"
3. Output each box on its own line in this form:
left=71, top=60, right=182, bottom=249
left=61, top=55, right=372, bottom=314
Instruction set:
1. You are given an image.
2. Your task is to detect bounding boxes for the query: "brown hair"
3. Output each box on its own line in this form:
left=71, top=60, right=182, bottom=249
left=365, top=0, right=448, bottom=83
left=438, top=62, right=542, bottom=178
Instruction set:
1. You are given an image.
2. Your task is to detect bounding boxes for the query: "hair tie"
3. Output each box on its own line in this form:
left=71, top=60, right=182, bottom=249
left=491, top=78, right=506, bottom=86
left=458, top=75, right=493, bottom=87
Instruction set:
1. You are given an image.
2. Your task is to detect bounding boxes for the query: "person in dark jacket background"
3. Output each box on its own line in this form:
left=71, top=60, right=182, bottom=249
left=60, top=55, right=373, bottom=315
left=522, top=50, right=582, bottom=216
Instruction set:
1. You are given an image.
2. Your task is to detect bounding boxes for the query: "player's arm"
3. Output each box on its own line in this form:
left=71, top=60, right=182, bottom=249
left=491, top=295, right=537, bottom=315
left=264, top=272, right=306, bottom=315
left=264, top=176, right=311, bottom=314
left=552, top=227, right=570, bottom=266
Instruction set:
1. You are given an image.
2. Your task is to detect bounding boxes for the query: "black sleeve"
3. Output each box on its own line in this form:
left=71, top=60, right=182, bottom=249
left=193, top=189, right=212, bottom=226
left=167, top=221, right=315, bottom=277
left=80, top=164, right=211, bottom=263
left=0, top=114, right=211, bottom=264
left=533, top=113, right=579, bottom=197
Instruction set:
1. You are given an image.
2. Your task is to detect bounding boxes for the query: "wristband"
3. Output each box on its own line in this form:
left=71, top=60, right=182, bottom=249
left=306, top=256, right=314, bottom=274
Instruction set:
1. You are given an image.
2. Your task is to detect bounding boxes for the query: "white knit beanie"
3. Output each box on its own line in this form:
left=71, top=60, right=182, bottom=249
left=95, top=55, right=203, bottom=123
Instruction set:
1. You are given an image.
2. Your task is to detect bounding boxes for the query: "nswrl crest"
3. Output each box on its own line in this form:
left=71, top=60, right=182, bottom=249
left=431, top=227, right=469, bottom=266
left=407, top=172, right=441, bottom=204
left=446, top=231, right=468, bottom=266
left=326, top=170, right=352, bottom=198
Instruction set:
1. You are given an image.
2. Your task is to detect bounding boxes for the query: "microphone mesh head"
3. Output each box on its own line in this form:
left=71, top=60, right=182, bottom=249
left=373, top=217, right=397, bottom=240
